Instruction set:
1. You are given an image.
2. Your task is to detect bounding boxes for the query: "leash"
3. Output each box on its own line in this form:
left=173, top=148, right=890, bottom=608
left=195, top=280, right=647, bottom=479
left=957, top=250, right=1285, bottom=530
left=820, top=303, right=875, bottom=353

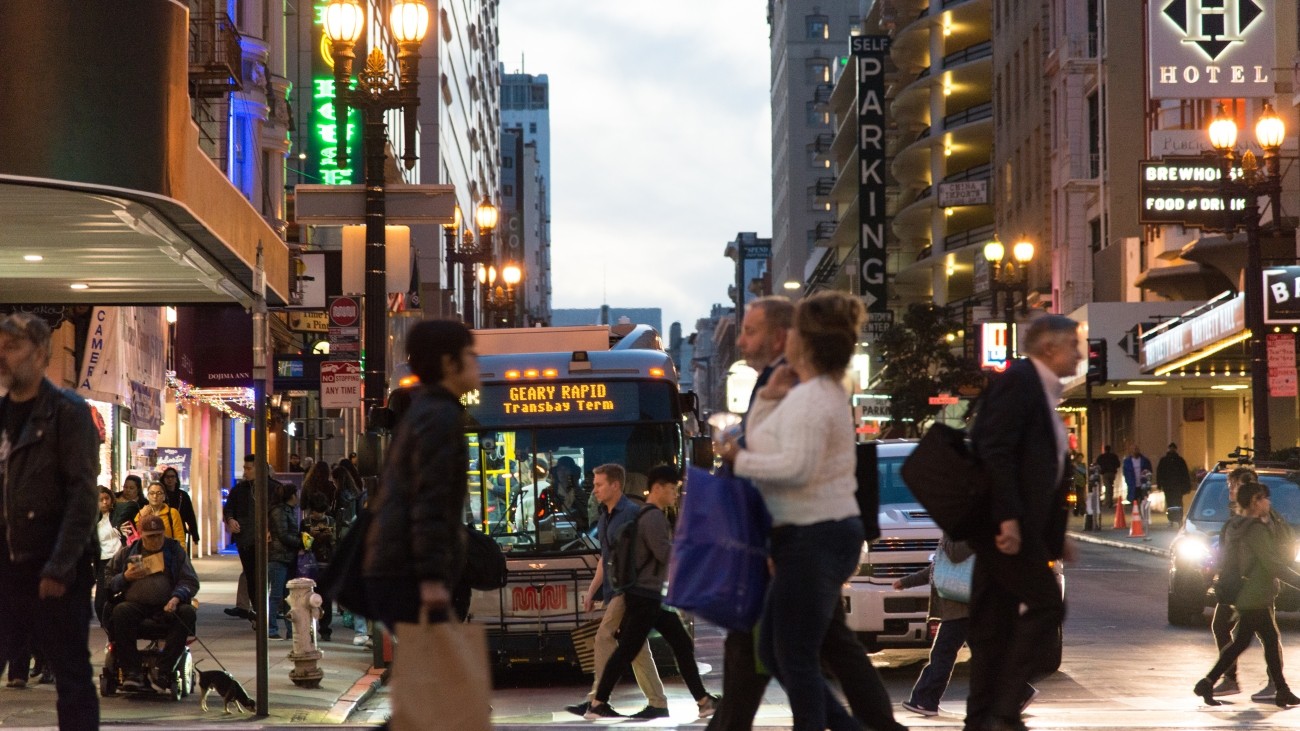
left=174, top=609, right=232, bottom=676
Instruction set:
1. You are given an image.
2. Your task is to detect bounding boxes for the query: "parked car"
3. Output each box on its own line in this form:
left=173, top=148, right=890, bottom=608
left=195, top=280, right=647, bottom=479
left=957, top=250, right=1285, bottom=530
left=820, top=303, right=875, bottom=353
left=1167, top=466, right=1300, bottom=625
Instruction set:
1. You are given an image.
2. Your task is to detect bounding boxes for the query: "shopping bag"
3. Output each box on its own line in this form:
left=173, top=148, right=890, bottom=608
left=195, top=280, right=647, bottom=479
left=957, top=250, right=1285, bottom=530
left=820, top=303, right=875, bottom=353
left=932, top=549, right=973, bottom=603
left=570, top=619, right=601, bottom=674
left=316, top=509, right=371, bottom=616
left=665, top=466, right=771, bottom=632
left=900, top=423, right=992, bottom=540
left=390, top=616, right=493, bottom=731
left=297, top=550, right=320, bottom=581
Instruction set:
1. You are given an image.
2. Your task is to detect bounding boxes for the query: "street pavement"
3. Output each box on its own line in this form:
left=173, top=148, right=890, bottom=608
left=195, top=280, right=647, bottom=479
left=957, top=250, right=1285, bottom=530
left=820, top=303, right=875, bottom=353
left=0, top=553, right=381, bottom=730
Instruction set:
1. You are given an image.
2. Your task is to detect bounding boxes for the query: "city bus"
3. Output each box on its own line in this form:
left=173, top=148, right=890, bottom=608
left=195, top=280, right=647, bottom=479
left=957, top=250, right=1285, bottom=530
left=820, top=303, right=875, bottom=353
left=459, top=327, right=696, bottom=669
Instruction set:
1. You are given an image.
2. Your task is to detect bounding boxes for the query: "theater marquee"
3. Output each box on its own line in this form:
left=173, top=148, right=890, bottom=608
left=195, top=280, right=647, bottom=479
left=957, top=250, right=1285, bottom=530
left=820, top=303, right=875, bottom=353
left=1147, top=0, right=1274, bottom=99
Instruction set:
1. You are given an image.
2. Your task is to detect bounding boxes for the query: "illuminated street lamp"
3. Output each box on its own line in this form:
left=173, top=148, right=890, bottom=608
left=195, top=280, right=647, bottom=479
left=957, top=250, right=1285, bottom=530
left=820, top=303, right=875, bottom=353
left=1205, top=101, right=1286, bottom=456
left=321, top=0, right=431, bottom=421
left=480, top=262, right=523, bottom=327
left=983, top=235, right=1034, bottom=355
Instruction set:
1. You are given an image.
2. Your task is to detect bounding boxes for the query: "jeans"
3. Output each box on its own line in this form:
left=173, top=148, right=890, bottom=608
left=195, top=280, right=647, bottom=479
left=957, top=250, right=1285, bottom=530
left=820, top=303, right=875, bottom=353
left=594, top=593, right=706, bottom=705
left=1207, top=606, right=1289, bottom=691
left=0, top=554, right=98, bottom=731
left=268, top=560, right=293, bottom=635
left=760, top=518, right=864, bottom=731
left=910, top=617, right=969, bottom=709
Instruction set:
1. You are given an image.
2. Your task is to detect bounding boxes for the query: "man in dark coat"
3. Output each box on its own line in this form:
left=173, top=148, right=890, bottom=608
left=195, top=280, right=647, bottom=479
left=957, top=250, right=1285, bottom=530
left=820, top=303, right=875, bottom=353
left=968, top=315, right=1080, bottom=731
left=1094, top=445, right=1120, bottom=509
left=1157, top=443, right=1192, bottom=521
left=0, top=314, right=101, bottom=729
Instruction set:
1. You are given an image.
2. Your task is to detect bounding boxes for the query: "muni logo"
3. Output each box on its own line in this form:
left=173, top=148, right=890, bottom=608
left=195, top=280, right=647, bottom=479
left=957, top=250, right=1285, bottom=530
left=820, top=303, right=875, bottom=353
left=1161, top=0, right=1264, bottom=61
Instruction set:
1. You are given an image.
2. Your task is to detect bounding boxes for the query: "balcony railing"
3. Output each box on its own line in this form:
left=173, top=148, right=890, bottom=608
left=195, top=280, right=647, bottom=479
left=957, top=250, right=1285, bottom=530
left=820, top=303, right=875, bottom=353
left=944, top=223, right=996, bottom=251
left=813, top=84, right=834, bottom=105
left=944, top=162, right=992, bottom=183
left=815, top=221, right=837, bottom=241
left=943, top=101, right=993, bottom=128
left=815, top=177, right=836, bottom=197
left=942, top=40, right=993, bottom=67
left=812, top=133, right=834, bottom=153
left=189, top=13, right=243, bottom=96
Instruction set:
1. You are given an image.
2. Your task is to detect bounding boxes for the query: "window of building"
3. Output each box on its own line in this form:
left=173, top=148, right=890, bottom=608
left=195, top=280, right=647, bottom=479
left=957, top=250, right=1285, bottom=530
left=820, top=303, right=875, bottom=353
left=529, top=122, right=537, bottom=134
left=503, top=156, right=513, bottom=169
left=531, top=85, right=548, bottom=107
left=806, top=57, right=830, bottom=84
left=1089, top=217, right=1103, bottom=253
left=805, top=101, right=827, bottom=126
left=503, top=184, right=514, bottom=197
left=807, top=13, right=829, bottom=40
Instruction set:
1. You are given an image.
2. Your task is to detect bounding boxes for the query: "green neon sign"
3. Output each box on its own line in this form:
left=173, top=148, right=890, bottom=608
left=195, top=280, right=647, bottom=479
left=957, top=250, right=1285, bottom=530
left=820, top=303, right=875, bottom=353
left=310, top=2, right=362, bottom=185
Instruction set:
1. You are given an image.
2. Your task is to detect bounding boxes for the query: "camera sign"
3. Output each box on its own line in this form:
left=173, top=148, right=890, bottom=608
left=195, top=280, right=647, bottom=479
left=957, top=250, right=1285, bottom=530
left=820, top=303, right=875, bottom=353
left=1147, top=0, right=1274, bottom=99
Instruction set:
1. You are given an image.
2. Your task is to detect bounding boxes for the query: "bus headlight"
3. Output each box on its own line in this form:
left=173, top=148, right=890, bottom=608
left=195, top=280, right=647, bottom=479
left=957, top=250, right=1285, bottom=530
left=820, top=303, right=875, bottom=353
left=1174, top=537, right=1210, bottom=563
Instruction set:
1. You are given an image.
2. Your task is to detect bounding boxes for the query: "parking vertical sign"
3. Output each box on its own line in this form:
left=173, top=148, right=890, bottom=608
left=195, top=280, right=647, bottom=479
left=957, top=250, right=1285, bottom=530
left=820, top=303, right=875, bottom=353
left=853, top=35, right=890, bottom=313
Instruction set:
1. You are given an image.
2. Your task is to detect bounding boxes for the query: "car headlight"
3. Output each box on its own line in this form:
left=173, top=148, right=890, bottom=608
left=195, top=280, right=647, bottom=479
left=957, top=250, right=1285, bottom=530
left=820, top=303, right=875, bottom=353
left=1174, top=538, right=1211, bottom=563
left=1294, top=545, right=1300, bottom=563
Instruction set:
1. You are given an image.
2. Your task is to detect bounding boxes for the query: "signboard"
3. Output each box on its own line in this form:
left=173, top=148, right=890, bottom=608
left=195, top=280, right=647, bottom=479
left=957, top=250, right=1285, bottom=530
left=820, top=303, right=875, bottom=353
left=980, top=322, right=1012, bottom=372
left=320, top=360, right=362, bottom=409
left=928, top=394, right=959, bottom=405
left=308, top=1, right=361, bottom=184
left=852, top=35, right=890, bottom=313
left=938, top=180, right=989, bottom=207
left=1264, top=266, right=1300, bottom=324
left=1141, top=293, right=1245, bottom=369
left=77, top=307, right=168, bottom=430
left=852, top=394, right=892, bottom=421
left=328, top=295, right=361, bottom=361
left=288, top=311, right=329, bottom=333
left=153, top=448, right=193, bottom=492
left=1138, top=158, right=1248, bottom=227
left=1267, top=333, right=1297, bottom=397
left=863, top=311, right=894, bottom=339
left=1147, top=0, right=1274, bottom=99
left=466, top=381, right=671, bottom=427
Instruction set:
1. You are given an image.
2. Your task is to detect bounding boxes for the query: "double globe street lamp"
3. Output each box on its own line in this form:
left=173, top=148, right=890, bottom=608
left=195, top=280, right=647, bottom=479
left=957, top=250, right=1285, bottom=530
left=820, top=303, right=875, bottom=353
left=1205, top=101, right=1286, bottom=456
left=481, top=262, right=523, bottom=327
left=444, top=198, right=501, bottom=326
left=983, top=236, right=1035, bottom=357
left=321, top=0, right=430, bottom=420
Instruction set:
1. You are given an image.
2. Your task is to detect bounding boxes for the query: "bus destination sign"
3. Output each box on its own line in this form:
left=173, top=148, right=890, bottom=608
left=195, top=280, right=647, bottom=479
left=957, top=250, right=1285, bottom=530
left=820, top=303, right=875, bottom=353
left=466, top=381, right=666, bottom=427
left=502, top=384, right=617, bottom=416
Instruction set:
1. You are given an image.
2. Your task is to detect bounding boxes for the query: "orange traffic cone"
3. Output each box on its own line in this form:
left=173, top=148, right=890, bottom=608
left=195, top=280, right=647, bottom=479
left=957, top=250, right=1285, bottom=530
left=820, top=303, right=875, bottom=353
left=1113, top=501, right=1127, bottom=529
left=1129, top=502, right=1146, bottom=538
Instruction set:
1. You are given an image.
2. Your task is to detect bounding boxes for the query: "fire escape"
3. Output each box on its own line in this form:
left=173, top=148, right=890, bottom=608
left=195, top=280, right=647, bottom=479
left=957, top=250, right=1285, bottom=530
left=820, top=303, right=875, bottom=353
left=188, top=12, right=243, bottom=173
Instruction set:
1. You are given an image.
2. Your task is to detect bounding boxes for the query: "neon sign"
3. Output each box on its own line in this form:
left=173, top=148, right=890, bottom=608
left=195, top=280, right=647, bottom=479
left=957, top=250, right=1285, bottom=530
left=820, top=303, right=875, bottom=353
left=309, top=1, right=361, bottom=185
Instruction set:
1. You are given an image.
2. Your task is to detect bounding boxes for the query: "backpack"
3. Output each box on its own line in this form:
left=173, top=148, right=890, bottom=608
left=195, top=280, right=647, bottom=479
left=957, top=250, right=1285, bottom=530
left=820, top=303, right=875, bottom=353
left=608, top=505, right=661, bottom=597
left=463, top=526, right=508, bottom=590
left=1214, top=523, right=1255, bottom=605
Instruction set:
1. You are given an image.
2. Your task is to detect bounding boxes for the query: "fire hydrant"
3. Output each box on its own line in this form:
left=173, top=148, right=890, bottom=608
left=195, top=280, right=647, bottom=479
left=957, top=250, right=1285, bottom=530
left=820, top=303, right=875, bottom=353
left=286, top=577, right=324, bottom=688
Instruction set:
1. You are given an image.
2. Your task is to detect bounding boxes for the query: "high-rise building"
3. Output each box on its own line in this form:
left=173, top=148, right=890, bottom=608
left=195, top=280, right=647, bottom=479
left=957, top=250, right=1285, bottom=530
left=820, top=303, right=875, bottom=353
left=501, top=70, right=551, bottom=225
left=501, top=69, right=552, bottom=325
left=769, top=0, right=863, bottom=293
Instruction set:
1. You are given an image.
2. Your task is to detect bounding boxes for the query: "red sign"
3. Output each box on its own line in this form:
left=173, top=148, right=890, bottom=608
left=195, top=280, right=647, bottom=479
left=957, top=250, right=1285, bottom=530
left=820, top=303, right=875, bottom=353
left=328, top=296, right=360, bottom=328
left=320, top=360, right=362, bottom=409
left=1267, top=334, right=1297, bottom=397
left=928, top=394, right=959, bottom=405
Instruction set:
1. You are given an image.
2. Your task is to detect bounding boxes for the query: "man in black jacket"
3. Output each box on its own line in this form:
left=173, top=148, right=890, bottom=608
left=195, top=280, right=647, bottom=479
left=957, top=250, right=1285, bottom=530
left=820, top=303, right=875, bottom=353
left=223, top=454, right=258, bottom=620
left=1156, top=443, right=1192, bottom=522
left=0, top=313, right=101, bottom=729
left=967, top=315, right=1080, bottom=731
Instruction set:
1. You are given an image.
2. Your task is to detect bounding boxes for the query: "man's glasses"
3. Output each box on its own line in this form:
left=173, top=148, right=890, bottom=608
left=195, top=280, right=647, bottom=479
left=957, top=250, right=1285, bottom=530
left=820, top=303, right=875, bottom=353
left=147, top=491, right=164, bottom=498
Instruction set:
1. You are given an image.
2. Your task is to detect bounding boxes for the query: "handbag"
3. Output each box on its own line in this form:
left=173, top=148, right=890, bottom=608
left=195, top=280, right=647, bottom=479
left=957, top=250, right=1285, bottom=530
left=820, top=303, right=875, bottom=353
left=297, top=550, right=320, bottom=581
left=569, top=619, right=601, bottom=674
left=665, top=466, right=771, bottom=632
left=317, top=508, right=372, bottom=616
left=390, top=615, right=492, bottom=731
left=932, top=548, right=974, bottom=603
left=900, top=423, right=992, bottom=540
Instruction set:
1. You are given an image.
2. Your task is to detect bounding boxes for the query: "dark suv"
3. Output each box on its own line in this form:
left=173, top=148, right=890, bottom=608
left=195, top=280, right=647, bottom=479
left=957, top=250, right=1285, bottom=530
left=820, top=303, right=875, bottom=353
left=1167, top=467, right=1300, bottom=625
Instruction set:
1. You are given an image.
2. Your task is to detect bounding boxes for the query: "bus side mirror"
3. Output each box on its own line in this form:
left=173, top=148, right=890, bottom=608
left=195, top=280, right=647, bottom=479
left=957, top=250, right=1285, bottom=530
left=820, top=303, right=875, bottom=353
left=680, top=392, right=702, bottom=421
left=690, top=435, right=714, bottom=469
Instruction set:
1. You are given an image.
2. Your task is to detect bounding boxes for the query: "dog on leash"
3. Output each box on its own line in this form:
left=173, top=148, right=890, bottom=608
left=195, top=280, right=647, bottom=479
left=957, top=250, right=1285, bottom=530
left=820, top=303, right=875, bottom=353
left=197, top=669, right=254, bottom=714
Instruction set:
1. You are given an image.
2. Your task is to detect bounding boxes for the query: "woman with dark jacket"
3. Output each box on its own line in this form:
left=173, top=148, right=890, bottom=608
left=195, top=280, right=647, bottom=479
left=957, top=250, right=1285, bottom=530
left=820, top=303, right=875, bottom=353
left=158, top=467, right=199, bottom=547
left=363, top=320, right=477, bottom=629
left=1195, top=481, right=1300, bottom=707
left=268, top=482, right=303, bottom=639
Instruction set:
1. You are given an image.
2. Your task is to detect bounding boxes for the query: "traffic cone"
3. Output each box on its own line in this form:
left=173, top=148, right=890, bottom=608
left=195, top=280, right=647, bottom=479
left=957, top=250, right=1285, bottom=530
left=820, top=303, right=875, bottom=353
left=1129, top=502, right=1146, bottom=538
left=1113, top=501, right=1127, bottom=529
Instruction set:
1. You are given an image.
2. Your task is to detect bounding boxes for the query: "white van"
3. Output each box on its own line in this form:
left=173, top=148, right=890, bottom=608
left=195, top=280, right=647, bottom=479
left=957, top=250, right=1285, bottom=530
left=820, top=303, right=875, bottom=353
left=841, top=440, right=941, bottom=650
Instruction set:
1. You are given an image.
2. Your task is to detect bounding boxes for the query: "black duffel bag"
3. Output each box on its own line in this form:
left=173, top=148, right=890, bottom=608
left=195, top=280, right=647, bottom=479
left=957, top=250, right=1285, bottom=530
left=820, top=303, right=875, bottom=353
left=901, top=423, right=992, bottom=540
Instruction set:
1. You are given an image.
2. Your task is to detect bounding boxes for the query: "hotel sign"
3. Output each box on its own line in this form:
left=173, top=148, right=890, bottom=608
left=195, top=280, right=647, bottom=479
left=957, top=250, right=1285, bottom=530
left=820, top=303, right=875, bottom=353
left=852, top=35, right=890, bottom=314
left=1148, top=0, right=1274, bottom=99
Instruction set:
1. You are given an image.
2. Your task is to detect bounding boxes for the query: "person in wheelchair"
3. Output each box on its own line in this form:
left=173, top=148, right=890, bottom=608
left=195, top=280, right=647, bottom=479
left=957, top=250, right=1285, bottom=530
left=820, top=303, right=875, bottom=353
left=103, top=514, right=200, bottom=691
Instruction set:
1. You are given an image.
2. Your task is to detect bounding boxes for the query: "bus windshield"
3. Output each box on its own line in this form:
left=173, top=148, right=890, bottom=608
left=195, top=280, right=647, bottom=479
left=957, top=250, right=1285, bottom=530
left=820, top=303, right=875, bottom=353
left=466, top=423, right=683, bottom=555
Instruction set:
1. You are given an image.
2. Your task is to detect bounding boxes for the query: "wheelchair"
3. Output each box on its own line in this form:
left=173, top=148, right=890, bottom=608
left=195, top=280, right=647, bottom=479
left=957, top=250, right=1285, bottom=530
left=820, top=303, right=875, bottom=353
left=99, top=611, right=197, bottom=701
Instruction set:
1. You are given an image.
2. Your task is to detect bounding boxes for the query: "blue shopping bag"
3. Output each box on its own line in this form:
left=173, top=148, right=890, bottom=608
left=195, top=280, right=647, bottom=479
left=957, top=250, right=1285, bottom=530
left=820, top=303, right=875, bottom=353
left=665, top=466, right=772, bottom=632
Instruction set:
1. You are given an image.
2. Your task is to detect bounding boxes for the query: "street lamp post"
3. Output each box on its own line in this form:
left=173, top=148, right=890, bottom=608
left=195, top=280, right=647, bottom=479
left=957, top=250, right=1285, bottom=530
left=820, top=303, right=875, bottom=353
left=480, top=262, right=523, bottom=327
left=983, top=236, right=1035, bottom=358
left=1206, top=101, right=1285, bottom=457
left=322, top=0, right=431, bottom=422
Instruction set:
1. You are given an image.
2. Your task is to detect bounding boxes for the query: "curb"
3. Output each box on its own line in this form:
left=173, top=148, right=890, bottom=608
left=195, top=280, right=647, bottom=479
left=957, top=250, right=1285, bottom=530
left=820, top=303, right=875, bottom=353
left=1068, top=530, right=1171, bottom=557
left=326, top=667, right=385, bottom=724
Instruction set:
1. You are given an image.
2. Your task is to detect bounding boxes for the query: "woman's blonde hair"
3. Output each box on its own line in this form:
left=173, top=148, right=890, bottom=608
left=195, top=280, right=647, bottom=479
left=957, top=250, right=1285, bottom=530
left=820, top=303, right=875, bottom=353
left=795, top=291, right=865, bottom=375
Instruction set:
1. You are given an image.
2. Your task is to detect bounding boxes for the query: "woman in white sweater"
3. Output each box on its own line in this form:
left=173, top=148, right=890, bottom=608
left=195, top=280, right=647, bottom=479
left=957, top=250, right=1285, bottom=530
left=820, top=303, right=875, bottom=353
left=719, top=290, right=867, bottom=731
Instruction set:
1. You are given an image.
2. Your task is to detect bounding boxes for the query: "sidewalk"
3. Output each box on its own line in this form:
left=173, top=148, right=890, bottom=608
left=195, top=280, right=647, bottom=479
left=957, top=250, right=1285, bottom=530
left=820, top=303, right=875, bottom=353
left=1066, top=506, right=1177, bottom=557
left=0, top=553, right=380, bottom=729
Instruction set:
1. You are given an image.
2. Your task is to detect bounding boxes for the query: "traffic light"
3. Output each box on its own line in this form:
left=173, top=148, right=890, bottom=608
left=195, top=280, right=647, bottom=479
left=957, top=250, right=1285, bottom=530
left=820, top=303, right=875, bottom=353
left=1086, top=338, right=1108, bottom=384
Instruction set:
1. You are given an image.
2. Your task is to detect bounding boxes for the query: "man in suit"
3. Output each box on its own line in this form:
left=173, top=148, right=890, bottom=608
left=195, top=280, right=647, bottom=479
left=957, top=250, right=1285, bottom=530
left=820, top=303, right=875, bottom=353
left=967, top=314, right=1080, bottom=731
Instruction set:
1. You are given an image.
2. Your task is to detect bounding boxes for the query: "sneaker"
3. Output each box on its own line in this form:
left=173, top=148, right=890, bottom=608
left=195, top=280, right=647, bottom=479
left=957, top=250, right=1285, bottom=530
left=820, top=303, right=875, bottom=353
left=563, top=701, right=590, bottom=716
left=1212, top=677, right=1241, bottom=696
left=353, top=634, right=371, bottom=647
left=584, top=702, right=623, bottom=719
left=1019, top=685, right=1040, bottom=713
left=697, top=694, right=719, bottom=719
left=1252, top=681, right=1277, bottom=702
left=902, top=701, right=939, bottom=717
left=37, top=670, right=54, bottom=685
left=629, top=705, right=670, bottom=719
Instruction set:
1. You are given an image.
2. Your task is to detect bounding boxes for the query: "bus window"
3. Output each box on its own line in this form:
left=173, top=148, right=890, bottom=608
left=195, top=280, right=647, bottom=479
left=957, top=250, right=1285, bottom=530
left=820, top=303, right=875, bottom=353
left=466, top=423, right=682, bottom=555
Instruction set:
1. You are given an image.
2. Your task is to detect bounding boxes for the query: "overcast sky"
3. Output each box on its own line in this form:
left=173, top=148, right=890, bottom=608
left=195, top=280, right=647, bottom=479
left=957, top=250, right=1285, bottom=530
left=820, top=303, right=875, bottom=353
left=499, top=1, right=772, bottom=333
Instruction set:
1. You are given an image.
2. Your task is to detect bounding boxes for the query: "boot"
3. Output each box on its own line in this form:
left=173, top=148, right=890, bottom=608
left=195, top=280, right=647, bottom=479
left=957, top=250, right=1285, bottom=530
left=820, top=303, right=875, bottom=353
left=1195, top=678, right=1223, bottom=706
left=1275, top=686, right=1300, bottom=708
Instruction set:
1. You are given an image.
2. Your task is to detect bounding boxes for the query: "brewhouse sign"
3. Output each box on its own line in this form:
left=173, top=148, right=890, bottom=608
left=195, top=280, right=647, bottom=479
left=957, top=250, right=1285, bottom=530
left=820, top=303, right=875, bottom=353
left=1138, top=157, right=1249, bottom=227
left=1147, top=0, right=1274, bottom=99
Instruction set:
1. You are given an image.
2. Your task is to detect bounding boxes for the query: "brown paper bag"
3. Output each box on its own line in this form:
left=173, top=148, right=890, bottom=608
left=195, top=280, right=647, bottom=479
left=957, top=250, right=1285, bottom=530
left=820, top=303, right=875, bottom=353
left=390, top=617, right=493, bottom=731
left=570, top=619, right=601, bottom=674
